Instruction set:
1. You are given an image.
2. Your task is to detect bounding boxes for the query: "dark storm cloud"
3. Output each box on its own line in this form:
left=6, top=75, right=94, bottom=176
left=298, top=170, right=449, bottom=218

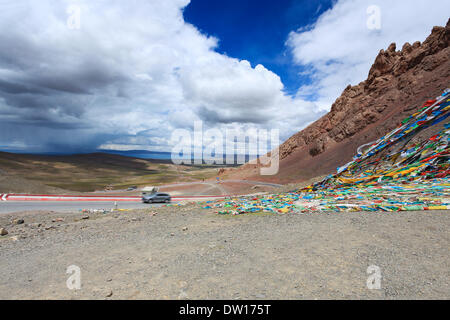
left=0, top=79, right=47, bottom=95
left=0, top=121, right=117, bottom=153
left=0, top=25, right=138, bottom=152
left=197, top=106, right=270, bottom=125
left=0, top=31, right=129, bottom=137
left=0, top=34, right=47, bottom=71
left=24, top=59, right=129, bottom=95
left=0, top=91, right=84, bottom=116
left=0, top=52, right=128, bottom=96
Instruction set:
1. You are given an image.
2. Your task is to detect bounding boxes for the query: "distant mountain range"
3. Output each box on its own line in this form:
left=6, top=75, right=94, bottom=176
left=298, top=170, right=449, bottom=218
left=97, top=149, right=174, bottom=160
left=98, top=150, right=261, bottom=164
left=1, top=148, right=260, bottom=165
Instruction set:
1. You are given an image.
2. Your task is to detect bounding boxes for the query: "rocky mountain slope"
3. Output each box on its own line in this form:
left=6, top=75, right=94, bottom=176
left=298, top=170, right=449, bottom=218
left=226, top=19, right=450, bottom=183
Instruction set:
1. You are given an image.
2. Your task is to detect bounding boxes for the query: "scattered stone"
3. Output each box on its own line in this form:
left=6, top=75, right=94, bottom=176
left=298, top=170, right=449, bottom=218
left=170, top=233, right=175, bottom=237
left=13, top=219, right=25, bottom=225
left=81, top=216, right=90, bottom=220
left=178, top=290, right=188, bottom=300
left=182, top=227, right=188, bottom=231
left=0, top=228, right=8, bottom=236
left=106, top=278, right=112, bottom=282
left=93, top=286, right=113, bottom=297
left=10, top=236, right=19, bottom=241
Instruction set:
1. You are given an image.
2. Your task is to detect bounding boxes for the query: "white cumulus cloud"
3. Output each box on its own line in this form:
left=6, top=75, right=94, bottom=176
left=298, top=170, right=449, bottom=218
left=287, top=0, right=449, bottom=110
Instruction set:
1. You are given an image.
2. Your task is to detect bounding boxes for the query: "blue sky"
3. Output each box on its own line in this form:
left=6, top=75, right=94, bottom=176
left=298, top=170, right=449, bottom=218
left=184, top=0, right=334, bottom=96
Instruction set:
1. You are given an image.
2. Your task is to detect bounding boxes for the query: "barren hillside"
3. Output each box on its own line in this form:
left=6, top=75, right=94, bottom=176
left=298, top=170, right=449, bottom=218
left=0, top=152, right=216, bottom=193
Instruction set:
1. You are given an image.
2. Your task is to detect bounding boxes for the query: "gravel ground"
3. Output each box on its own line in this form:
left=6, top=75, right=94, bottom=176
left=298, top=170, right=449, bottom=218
left=0, top=205, right=448, bottom=300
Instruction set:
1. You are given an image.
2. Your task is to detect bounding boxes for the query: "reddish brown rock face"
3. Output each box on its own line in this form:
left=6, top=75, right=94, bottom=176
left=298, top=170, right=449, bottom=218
left=228, top=19, right=450, bottom=184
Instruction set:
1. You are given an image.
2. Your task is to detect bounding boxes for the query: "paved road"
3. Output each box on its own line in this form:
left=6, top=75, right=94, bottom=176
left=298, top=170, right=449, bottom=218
left=0, top=201, right=168, bottom=214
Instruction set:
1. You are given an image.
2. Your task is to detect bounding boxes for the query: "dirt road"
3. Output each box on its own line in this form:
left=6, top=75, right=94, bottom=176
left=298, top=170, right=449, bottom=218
left=0, top=205, right=448, bottom=299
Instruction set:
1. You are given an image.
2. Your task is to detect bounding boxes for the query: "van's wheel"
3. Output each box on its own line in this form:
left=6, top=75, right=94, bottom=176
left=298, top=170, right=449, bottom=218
left=165, top=199, right=170, bottom=203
